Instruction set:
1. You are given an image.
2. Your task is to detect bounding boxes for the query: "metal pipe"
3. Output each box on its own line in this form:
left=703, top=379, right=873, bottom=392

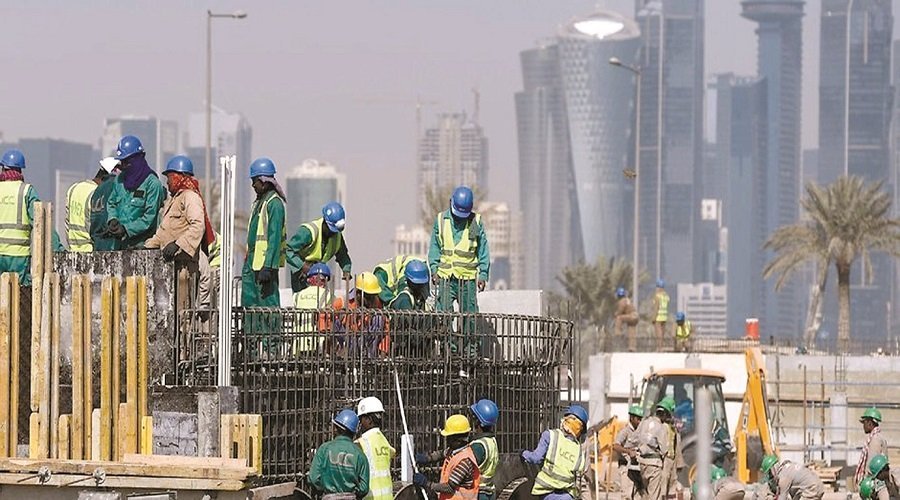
left=803, top=365, right=808, bottom=463
left=820, top=365, right=826, bottom=460
left=696, top=387, right=712, bottom=500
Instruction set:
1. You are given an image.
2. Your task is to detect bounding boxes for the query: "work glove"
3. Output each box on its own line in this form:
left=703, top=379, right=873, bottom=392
left=290, top=271, right=304, bottom=292
left=162, top=242, right=180, bottom=261
left=342, top=271, right=352, bottom=282
left=412, top=472, right=428, bottom=488
left=107, top=219, right=126, bottom=239
left=431, top=274, right=439, bottom=286
left=257, top=268, right=276, bottom=285
left=415, top=452, right=428, bottom=466
left=477, top=279, right=486, bottom=292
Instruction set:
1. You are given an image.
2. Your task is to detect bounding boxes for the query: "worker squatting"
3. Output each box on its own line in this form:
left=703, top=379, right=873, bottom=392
left=0, top=135, right=490, bottom=319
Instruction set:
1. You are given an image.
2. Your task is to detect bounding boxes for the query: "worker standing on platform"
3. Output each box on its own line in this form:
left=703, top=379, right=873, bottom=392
left=66, top=162, right=111, bottom=252
left=626, top=398, right=673, bottom=500
left=522, top=405, right=589, bottom=500
left=613, top=405, right=644, bottom=499
left=651, top=280, right=669, bottom=350
left=286, top=201, right=352, bottom=292
left=90, top=157, right=121, bottom=251
left=310, top=409, right=370, bottom=500
left=387, top=259, right=430, bottom=311
left=414, top=414, right=481, bottom=500
left=105, top=135, right=166, bottom=249
left=869, top=455, right=900, bottom=500
left=855, top=408, right=888, bottom=486
left=470, top=399, right=499, bottom=500
left=241, top=157, right=286, bottom=308
left=355, top=397, right=395, bottom=500
left=373, top=255, right=416, bottom=303
left=614, top=287, right=640, bottom=351
left=760, top=455, right=825, bottom=500
left=673, top=312, right=693, bottom=352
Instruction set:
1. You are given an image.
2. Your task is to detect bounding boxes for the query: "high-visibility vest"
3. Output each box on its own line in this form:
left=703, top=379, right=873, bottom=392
left=436, top=212, right=482, bottom=280
left=373, top=255, right=415, bottom=292
left=65, top=180, right=96, bottom=253
left=250, top=191, right=286, bottom=271
left=655, top=292, right=670, bottom=322
left=386, top=289, right=416, bottom=310
left=675, top=321, right=692, bottom=340
left=293, top=286, right=333, bottom=352
left=356, top=429, right=396, bottom=500
left=0, top=181, right=32, bottom=257
left=471, top=436, right=499, bottom=497
left=209, top=232, right=221, bottom=268
left=439, top=446, right=481, bottom=500
left=531, top=429, right=585, bottom=498
left=298, top=218, right=343, bottom=264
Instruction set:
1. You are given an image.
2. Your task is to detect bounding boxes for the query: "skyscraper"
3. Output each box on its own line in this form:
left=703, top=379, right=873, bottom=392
left=283, top=159, right=346, bottom=232
left=742, top=0, right=804, bottom=337
left=100, top=116, right=178, bottom=172
left=417, top=113, right=488, bottom=215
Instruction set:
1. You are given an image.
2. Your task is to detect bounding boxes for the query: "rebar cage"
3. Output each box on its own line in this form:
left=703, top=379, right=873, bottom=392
left=177, top=307, right=578, bottom=484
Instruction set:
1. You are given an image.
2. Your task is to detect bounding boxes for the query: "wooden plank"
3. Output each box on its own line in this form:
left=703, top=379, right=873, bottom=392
left=139, top=415, right=152, bottom=455
left=138, top=277, right=148, bottom=421
left=111, top=277, right=120, bottom=461
left=58, top=415, right=70, bottom=460
left=28, top=203, right=42, bottom=415
left=91, top=408, right=100, bottom=461
left=99, top=278, right=112, bottom=461
left=71, top=275, right=84, bottom=460
left=49, top=273, right=59, bottom=458
left=235, top=415, right=247, bottom=461
left=81, top=277, right=92, bottom=460
left=0, top=471, right=247, bottom=491
left=0, top=274, right=11, bottom=456
left=0, top=457, right=256, bottom=480
left=27, top=413, right=39, bottom=458
left=125, top=277, right=138, bottom=456
left=8, top=275, right=17, bottom=457
left=248, top=414, right=262, bottom=475
left=249, top=481, right=298, bottom=500
left=36, top=273, right=51, bottom=458
left=121, top=453, right=249, bottom=469
left=220, top=415, right=233, bottom=459
left=117, top=402, right=131, bottom=458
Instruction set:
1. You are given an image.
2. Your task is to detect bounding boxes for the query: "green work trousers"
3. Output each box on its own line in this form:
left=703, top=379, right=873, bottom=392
left=240, top=260, right=282, bottom=354
left=435, top=277, right=480, bottom=356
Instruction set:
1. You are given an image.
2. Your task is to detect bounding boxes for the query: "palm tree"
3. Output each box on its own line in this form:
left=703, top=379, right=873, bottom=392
left=419, top=184, right=487, bottom=229
left=554, top=256, right=639, bottom=332
left=764, top=176, right=900, bottom=350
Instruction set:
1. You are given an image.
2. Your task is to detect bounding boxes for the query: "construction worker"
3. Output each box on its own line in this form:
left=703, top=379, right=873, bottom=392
left=869, top=455, right=900, bottom=500
left=613, top=405, right=644, bottom=499
left=373, top=255, right=416, bottom=303
left=66, top=161, right=112, bottom=252
left=614, top=287, right=639, bottom=351
left=387, top=259, right=430, bottom=311
left=241, top=157, right=286, bottom=308
left=858, top=476, right=883, bottom=500
left=293, top=263, right=334, bottom=354
left=660, top=397, right=683, bottom=500
left=651, top=280, right=669, bottom=350
left=355, top=397, right=395, bottom=500
left=105, top=135, right=166, bottom=249
left=286, top=201, right=352, bottom=292
left=145, top=156, right=215, bottom=307
left=673, top=312, right=693, bottom=352
left=309, top=409, right=370, bottom=500
left=90, top=157, right=121, bottom=251
left=522, top=405, right=589, bottom=500
left=470, top=399, right=499, bottom=500
left=691, top=466, right=745, bottom=500
left=855, top=407, right=888, bottom=486
left=760, top=455, right=825, bottom=500
left=429, top=186, right=490, bottom=356
left=626, top=398, right=675, bottom=500
left=414, top=414, right=481, bottom=500
left=356, top=272, right=387, bottom=357
left=206, top=231, right=221, bottom=306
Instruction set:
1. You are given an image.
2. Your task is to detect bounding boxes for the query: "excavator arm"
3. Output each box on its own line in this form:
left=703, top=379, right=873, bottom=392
left=735, top=347, right=778, bottom=483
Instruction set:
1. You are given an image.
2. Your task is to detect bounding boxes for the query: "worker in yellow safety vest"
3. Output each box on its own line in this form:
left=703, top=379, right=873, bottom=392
left=66, top=162, right=113, bottom=252
left=522, top=405, right=589, bottom=500
left=373, top=254, right=417, bottom=303
left=241, top=157, right=286, bottom=308
left=355, top=397, right=396, bottom=500
left=203, top=231, right=221, bottom=307
left=470, top=399, right=499, bottom=500
left=286, top=201, right=352, bottom=293
left=293, top=263, right=334, bottom=354
left=651, top=279, right=669, bottom=350
left=673, top=312, right=693, bottom=352
left=414, top=415, right=481, bottom=500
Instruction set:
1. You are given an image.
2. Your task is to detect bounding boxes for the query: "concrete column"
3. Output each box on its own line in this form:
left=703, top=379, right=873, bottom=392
left=589, top=354, right=608, bottom=425
left=830, top=392, right=848, bottom=466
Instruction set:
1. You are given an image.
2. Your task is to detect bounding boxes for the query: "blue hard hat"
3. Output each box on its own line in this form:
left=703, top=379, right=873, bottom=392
left=565, top=405, right=589, bottom=425
left=163, top=155, right=194, bottom=175
left=0, top=149, right=25, bottom=169
left=450, top=186, right=474, bottom=218
left=322, top=201, right=346, bottom=232
left=307, top=262, right=332, bottom=279
left=114, top=135, right=144, bottom=161
left=333, top=409, right=359, bottom=434
left=656, top=278, right=665, bottom=288
left=471, top=399, right=499, bottom=427
left=405, top=259, right=429, bottom=285
left=249, top=157, right=276, bottom=178
left=616, top=287, right=626, bottom=298
left=676, top=311, right=686, bottom=322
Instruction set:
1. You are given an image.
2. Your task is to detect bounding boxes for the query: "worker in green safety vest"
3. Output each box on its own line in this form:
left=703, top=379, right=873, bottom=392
left=651, top=279, right=669, bottom=350
left=286, top=201, right=352, bottom=293
left=373, top=254, right=416, bottom=303
left=387, top=259, right=429, bottom=311
left=104, top=135, right=166, bottom=249
left=355, top=397, right=395, bottom=500
left=90, top=157, right=121, bottom=251
left=241, top=157, right=286, bottom=308
left=470, top=399, right=499, bottom=500
left=66, top=162, right=112, bottom=252
left=522, top=405, right=589, bottom=500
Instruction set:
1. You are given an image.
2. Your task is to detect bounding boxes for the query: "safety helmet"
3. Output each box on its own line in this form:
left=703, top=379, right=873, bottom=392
left=760, top=455, right=779, bottom=475
left=711, top=466, right=727, bottom=481
left=450, top=186, right=474, bottom=218
left=333, top=409, right=359, bottom=434
left=0, top=149, right=26, bottom=169
left=675, top=311, right=686, bottom=322
left=627, top=405, right=644, bottom=418
left=322, top=201, right=346, bottom=232
left=99, top=157, right=120, bottom=174
left=859, top=476, right=878, bottom=500
left=357, top=396, right=385, bottom=417
left=356, top=272, right=382, bottom=295
left=440, top=414, right=471, bottom=437
left=307, top=263, right=332, bottom=279
left=249, top=157, right=276, bottom=178
left=470, top=399, right=499, bottom=427
left=861, top=407, right=883, bottom=423
left=114, top=135, right=144, bottom=161
left=405, top=259, right=429, bottom=285
left=616, top=287, right=626, bottom=298
left=656, top=278, right=665, bottom=288
left=163, top=155, right=194, bottom=176
left=565, top=405, right=589, bottom=425
left=656, top=397, right=676, bottom=414
left=869, top=454, right=889, bottom=476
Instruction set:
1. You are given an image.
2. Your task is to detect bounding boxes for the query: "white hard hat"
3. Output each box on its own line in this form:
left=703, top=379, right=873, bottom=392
left=99, top=156, right=121, bottom=174
left=357, top=396, right=385, bottom=416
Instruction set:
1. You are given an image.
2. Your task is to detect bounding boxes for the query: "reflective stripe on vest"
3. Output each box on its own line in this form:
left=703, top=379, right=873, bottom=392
left=66, top=180, right=97, bottom=252
left=655, top=292, right=669, bottom=322
left=675, top=321, right=692, bottom=340
left=356, top=430, right=395, bottom=500
left=373, top=255, right=414, bottom=292
left=386, top=289, right=415, bottom=309
left=0, top=181, right=31, bottom=257
left=209, top=232, right=222, bottom=268
left=292, top=286, right=333, bottom=352
left=436, top=212, right=481, bottom=280
left=531, top=429, right=584, bottom=498
left=439, top=446, right=481, bottom=500
left=299, top=218, right=342, bottom=263
left=472, top=436, right=499, bottom=495
left=251, top=191, right=286, bottom=271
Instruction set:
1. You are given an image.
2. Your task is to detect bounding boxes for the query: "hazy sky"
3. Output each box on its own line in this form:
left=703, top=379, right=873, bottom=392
left=1, top=1, right=896, bottom=269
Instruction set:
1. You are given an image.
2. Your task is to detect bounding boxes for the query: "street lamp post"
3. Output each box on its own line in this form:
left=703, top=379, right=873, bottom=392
left=206, top=10, right=247, bottom=203
left=610, top=56, right=642, bottom=310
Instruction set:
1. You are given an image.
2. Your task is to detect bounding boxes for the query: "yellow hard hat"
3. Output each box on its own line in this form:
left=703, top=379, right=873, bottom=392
left=440, top=414, right=471, bottom=437
left=355, top=272, right=382, bottom=295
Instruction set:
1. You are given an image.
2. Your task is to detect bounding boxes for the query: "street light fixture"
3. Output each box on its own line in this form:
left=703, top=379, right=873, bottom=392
left=609, top=56, right=642, bottom=309
left=206, top=10, right=247, bottom=204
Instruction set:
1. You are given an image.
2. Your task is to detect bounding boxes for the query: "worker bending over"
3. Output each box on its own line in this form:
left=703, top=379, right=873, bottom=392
left=66, top=159, right=113, bottom=252
left=105, top=135, right=165, bottom=249
left=651, top=280, right=669, bottom=350
left=242, top=158, right=286, bottom=308
left=387, top=259, right=430, bottom=311
left=869, top=455, right=900, bottom=500
left=373, top=255, right=417, bottom=303
left=414, top=414, right=481, bottom=500
left=691, top=466, right=745, bottom=500
left=760, top=455, right=825, bottom=500
left=522, top=405, right=589, bottom=500
left=613, top=405, right=644, bottom=500
left=626, top=398, right=675, bottom=500
left=287, top=201, right=352, bottom=292
left=293, top=263, right=333, bottom=354
left=355, top=397, right=395, bottom=500
left=856, top=407, right=888, bottom=486
left=470, top=399, right=499, bottom=500
left=309, top=409, right=370, bottom=500
left=614, top=287, right=639, bottom=351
